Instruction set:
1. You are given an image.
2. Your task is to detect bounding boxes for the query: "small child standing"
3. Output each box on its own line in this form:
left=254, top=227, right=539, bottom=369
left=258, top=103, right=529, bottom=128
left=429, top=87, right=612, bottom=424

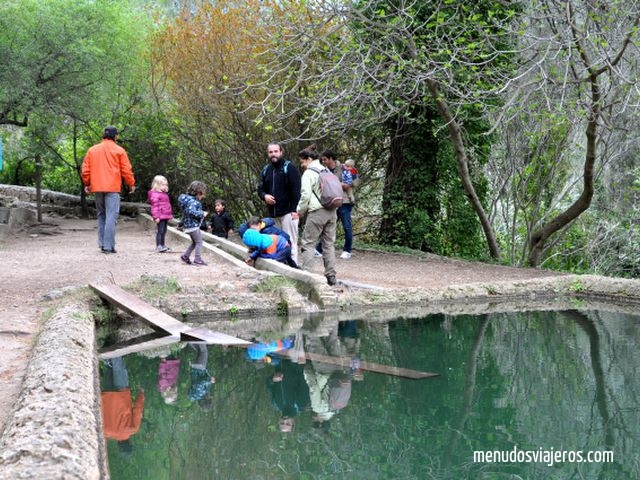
left=147, top=175, right=173, bottom=252
left=209, top=199, right=234, bottom=239
left=178, top=180, right=208, bottom=266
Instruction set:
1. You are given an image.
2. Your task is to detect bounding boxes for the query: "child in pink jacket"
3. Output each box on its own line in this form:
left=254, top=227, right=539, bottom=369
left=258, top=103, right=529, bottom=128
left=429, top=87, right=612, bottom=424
left=148, top=175, right=174, bottom=252
left=158, top=356, right=181, bottom=405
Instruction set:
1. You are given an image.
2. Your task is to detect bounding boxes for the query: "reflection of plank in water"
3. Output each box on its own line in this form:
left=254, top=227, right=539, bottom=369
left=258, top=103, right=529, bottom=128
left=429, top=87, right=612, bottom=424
left=276, top=349, right=439, bottom=380
left=98, top=332, right=176, bottom=360
left=179, top=327, right=251, bottom=345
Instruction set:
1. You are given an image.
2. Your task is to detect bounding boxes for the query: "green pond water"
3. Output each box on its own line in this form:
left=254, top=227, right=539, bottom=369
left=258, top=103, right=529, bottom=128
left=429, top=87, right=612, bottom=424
left=104, top=309, right=639, bottom=479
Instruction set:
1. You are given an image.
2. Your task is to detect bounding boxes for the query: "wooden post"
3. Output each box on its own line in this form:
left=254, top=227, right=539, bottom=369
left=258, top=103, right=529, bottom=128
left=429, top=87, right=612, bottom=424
left=35, top=155, right=42, bottom=223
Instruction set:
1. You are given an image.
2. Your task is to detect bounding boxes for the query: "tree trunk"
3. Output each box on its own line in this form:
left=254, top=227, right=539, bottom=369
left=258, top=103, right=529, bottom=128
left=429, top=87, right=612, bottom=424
left=379, top=117, right=408, bottom=241
left=379, top=114, right=441, bottom=249
left=527, top=77, right=599, bottom=267
left=426, top=79, right=501, bottom=260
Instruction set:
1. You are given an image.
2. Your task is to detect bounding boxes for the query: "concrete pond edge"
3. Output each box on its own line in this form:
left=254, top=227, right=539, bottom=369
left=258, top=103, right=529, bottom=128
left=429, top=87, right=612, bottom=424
left=0, top=304, right=107, bottom=480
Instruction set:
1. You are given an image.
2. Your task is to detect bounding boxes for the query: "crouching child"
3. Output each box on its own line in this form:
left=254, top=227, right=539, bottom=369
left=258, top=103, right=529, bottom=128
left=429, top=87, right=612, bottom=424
left=242, top=225, right=298, bottom=268
left=237, top=216, right=290, bottom=241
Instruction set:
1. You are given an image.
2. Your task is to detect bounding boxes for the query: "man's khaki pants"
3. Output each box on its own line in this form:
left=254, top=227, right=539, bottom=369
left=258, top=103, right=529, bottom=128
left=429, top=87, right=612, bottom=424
left=299, top=208, right=337, bottom=278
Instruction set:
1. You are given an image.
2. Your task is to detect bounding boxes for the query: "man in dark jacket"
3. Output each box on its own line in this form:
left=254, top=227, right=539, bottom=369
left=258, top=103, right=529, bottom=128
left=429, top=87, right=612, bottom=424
left=257, top=142, right=301, bottom=263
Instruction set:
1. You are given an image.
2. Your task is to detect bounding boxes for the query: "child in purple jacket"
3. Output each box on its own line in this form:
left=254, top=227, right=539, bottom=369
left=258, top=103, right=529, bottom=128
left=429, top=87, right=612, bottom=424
left=158, top=356, right=181, bottom=405
left=148, top=175, right=174, bottom=252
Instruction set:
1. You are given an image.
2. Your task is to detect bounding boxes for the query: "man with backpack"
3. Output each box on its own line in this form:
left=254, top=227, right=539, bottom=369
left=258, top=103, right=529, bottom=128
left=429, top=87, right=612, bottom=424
left=296, top=145, right=338, bottom=286
left=257, top=142, right=302, bottom=263
left=321, top=150, right=354, bottom=259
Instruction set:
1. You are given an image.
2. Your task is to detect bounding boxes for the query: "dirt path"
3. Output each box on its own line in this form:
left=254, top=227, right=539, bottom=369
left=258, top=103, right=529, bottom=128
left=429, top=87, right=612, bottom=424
left=0, top=214, right=562, bottom=433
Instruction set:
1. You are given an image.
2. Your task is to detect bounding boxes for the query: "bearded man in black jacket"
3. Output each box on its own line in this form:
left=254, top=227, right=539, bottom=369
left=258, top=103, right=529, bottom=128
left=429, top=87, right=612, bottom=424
left=257, top=142, right=302, bottom=264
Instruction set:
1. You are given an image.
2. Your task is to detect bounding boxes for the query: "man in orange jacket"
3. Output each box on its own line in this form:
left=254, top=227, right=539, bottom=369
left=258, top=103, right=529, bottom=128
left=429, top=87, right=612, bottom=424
left=81, top=126, right=136, bottom=253
left=101, top=357, right=145, bottom=453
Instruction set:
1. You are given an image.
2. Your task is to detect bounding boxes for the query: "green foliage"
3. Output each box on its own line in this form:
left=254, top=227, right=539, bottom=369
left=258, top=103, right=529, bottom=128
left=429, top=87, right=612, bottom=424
left=0, top=0, right=160, bottom=198
left=353, top=0, right=514, bottom=260
left=568, top=279, right=585, bottom=293
left=0, top=0, right=146, bottom=125
left=4, top=0, right=640, bottom=278
left=41, top=164, right=79, bottom=194
left=276, top=301, right=288, bottom=317
left=539, top=221, right=593, bottom=274
left=92, top=305, right=115, bottom=325
left=379, top=113, right=490, bottom=260
left=532, top=196, right=640, bottom=278
left=250, top=275, right=296, bottom=294
left=92, top=304, right=120, bottom=347
left=118, top=107, right=194, bottom=204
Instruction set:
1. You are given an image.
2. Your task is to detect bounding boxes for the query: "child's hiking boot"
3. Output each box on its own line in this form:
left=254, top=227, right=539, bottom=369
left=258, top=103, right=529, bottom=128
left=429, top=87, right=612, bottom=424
left=180, top=254, right=192, bottom=265
left=193, top=258, right=208, bottom=266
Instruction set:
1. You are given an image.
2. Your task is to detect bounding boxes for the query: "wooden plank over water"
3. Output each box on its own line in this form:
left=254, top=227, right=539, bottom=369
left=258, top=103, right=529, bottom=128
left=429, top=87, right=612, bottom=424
left=90, top=283, right=251, bottom=350
left=90, top=283, right=186, bottom=336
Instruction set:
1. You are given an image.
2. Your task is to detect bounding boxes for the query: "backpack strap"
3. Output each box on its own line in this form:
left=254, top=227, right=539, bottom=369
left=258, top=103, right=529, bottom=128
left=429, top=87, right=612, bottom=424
left=307, top=166, right=323, bottom=202
left=262, top=160, right=290, bottom=183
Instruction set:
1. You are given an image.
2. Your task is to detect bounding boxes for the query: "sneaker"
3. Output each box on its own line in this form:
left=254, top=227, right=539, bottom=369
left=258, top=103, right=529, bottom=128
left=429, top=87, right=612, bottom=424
left=101, top=248, right=117, bottom=254
left=180, top=255, right=192, bottom=265
left=193, top=258, right=208, bottom=266
left=156, top=246, right=168, bottom=253
left=340, top=251, right=352, bottom=259
left=314, top=249, right=322, bottom=257
left=326, top=275, right=337, bottom=286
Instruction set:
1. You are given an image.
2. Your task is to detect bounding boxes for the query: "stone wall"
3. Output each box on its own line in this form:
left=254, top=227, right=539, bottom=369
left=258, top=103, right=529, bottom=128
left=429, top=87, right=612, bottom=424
left=0, top=304, right=108, bottom=479
left=0, top=184, right=148, bottom=222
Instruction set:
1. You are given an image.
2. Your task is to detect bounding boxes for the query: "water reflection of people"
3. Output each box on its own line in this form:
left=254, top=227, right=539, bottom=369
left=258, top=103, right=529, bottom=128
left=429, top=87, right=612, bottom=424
left=246, top=337, right=294, bottom=364
left=338, top=320, right=363, bottom=381
left=267, top=358, right=310, bottom=433
left=304, top=320, right=363, bottom=431
left=188, top=343, right=216, bottom=410
left=101, top=357, right=145, bottom=453
left=303, top=327, right=353, bottom=432
left=158, top=355, right=181, bottom=405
